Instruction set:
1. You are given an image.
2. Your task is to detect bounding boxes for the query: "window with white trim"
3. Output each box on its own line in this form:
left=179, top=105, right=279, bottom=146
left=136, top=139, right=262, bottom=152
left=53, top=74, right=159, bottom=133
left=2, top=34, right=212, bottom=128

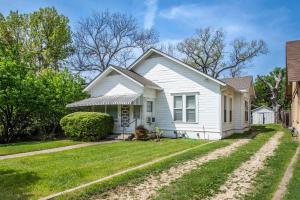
left=173, top=96, right=183, bottom=121
left=224, top=95, right=227, bottom=123
left=147, top=101, right=153, bottom=112
left=186, top=95, right=196, bottom=122
left=245, top=101, right=249, bottom=122
left=173, top=94, right=196, bottom=123
left=229, top=97, right=232, bottom=122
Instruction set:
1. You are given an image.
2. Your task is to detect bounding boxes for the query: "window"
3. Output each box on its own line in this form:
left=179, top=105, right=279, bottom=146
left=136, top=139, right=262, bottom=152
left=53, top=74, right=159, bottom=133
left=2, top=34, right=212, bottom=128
left=133, top=106, right=141, bottom=119
left=186, top=95, right=196, bottom=122
left=107, top=105, right=118, bottom=121
left=245, top=101, right=249, bottom=122
left=174, top=96, right=183, bottom=121
left=147, top=101, right=153, bottom=112
left=173, top=94, right=196, bottom=123
left=229, top=98, right=232, bottom=122
left=224, top=95, right=227, bottom=122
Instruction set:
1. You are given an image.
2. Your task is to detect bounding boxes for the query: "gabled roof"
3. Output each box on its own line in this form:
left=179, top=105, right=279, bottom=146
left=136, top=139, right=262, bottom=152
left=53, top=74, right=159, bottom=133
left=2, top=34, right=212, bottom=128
left=110, top=65, right=161, bottom=89
left=84, top=65, right=161, bottom=92
left=251, top=105, right=274, bottom=112
left=128, top=48, right=226, bottom=86
left=220, top=76, right=253, bottom=91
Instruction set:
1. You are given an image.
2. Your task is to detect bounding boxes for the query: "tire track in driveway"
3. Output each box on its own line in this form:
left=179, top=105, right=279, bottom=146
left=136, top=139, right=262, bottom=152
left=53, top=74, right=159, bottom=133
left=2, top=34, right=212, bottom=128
left=95, top=135, right=255, bottom=200
left=208, top=131, right=283, bottom=200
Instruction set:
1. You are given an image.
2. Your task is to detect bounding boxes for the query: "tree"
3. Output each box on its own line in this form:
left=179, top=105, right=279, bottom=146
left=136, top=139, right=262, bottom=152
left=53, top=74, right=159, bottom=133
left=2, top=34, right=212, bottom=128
left=254, top=67, right=288, bottom=122
left=29, top=7, right=73, bottom=70
left=0, top=44, right=43, bottom=143
left=72, top=11, right=158, bottom=74
left=34, top=68, right=88, bottom=134
left=0, top=40, right=86, bottom=143
left=177, top=27, right=268, bottom=78
left=0, top=7, right=73, bottom=71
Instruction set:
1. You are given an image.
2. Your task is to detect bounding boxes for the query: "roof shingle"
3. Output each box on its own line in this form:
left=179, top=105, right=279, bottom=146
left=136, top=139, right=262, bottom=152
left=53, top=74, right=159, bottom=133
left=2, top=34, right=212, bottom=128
left=220, top=76, right=253, bottom=91
left=111, top=65, right=161, bottom=89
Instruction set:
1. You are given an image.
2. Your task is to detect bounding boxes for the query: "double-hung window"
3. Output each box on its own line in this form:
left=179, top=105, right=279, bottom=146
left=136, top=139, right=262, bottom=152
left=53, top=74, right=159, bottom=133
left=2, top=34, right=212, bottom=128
left=173, top=96, right=183, bottom=121
left=224, top=95, right=227, bottom=123
left=186, top=95, right=196, bottom=122
left=245, top=101, right=249, bottom=122
left=173, top=94, right=196, bottom=123
left=229, top=97, right=233, bottom=122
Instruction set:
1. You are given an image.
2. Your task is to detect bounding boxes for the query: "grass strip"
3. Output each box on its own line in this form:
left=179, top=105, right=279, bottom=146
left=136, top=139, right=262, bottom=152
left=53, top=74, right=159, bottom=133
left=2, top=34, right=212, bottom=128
left=153, top=125, right=278, bottom=200
left=243, top=126, right=298, bottom=200
left=283, top=144, right=300, bottom=200
left=54, top=140, right=232, bottom=200
left=0, top=139, right=207, bottom=200
left=0, top=140, right=81, bottom=156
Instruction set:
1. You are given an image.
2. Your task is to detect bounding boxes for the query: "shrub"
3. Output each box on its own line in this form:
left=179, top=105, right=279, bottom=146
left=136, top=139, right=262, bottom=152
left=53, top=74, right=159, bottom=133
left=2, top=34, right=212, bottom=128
left=60, top=112, right=114, bottom=141
left=134, top=125, right=149, bottom=140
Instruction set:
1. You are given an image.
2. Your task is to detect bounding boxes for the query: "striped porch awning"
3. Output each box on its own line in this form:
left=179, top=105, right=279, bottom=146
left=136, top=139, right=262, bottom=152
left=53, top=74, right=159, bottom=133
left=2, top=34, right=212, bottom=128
left=66, top=94, right=143, bottom=108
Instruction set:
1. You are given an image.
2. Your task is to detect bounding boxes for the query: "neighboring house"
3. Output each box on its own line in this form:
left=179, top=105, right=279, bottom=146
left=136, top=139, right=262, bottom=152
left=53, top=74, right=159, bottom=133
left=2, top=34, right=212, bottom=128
left=251, top=106, right=275, bottom=125
left=67, top=48, right=255, bottom=140
left=286, top=40, right=300, bottom=134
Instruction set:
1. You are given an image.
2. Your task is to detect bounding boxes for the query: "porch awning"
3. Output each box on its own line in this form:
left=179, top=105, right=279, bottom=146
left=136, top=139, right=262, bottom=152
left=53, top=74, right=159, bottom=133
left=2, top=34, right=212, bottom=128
left=66, top=94, right=143, bottom=108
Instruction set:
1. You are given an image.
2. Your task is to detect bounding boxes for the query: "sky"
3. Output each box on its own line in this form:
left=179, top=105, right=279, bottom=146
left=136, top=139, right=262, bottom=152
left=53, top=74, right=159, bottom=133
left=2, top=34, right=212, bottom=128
left=1, top=0, right=300, bottom=77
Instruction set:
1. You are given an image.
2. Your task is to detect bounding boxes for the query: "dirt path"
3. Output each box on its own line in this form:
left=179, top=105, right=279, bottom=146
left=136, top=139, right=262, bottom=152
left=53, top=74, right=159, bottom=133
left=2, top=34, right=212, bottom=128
left=0, top=140, right=118, bottom=160
left=95, top=136, right=254, bottom=200
left=209, top=131, right=283, bottom=200
left=272, top=145, right=300, bottom=200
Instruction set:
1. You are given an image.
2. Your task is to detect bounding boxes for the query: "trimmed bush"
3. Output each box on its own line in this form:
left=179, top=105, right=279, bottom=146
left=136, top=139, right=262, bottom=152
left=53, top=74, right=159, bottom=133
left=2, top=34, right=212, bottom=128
left=60, top=112, right=114, bottom=141
left=134, top=125, right=149, bottom=140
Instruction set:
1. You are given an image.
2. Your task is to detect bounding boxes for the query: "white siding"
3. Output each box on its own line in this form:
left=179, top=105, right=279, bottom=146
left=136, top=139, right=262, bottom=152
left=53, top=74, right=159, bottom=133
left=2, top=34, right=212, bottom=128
left=221, top=88, right=251, bottom=137
left=133, top=56, right=222, bottom=139
left=90, top=74, right=143, bottom=97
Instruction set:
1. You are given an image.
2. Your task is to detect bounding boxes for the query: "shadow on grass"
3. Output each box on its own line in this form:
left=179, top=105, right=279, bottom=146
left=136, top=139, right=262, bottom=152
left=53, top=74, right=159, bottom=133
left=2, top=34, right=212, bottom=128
left=0, top=169, right=40, bottom=200
left=224, top=125, right=276, bottom=140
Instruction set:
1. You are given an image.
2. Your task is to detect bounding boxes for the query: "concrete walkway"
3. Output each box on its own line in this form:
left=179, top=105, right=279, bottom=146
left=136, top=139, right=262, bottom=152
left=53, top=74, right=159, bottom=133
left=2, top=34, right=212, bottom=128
left=0, top=140, right=118, bottom=160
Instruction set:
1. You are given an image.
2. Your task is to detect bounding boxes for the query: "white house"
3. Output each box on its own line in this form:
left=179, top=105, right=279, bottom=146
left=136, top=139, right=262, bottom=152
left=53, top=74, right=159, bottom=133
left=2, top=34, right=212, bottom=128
left=251, top=106, right=275, bottom=125
left=67, top=48, right=255, bottom=140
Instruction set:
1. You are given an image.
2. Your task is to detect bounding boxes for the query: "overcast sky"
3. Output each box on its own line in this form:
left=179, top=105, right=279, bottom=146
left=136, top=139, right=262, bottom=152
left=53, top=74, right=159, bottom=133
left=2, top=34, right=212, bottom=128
left=1, top=0, right=300, bottom=77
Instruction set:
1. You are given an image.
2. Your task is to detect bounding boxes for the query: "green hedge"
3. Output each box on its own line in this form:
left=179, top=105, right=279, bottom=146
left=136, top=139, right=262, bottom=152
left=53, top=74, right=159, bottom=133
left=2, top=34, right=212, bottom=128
left=60, top=112, right=114, bottom=141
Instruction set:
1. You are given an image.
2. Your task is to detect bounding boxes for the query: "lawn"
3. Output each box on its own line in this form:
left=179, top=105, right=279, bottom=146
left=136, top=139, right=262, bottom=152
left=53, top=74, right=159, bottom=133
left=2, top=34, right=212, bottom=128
left=0, top=140, right=81, bottom=156
left=283, top=146, right=300, bottom=200
left=0, top=138, right=209, bottom=200
left=244, top=125, right=298, bottom=200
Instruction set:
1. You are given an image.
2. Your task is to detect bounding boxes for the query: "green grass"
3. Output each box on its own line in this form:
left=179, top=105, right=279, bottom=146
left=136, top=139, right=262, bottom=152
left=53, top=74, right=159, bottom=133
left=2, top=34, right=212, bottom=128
left=244, top=125, right=298, bottom=200
left=0, top=140, right=81, bottom=156
left=283, top=146, right=300, bottom=200
left=153, top=125, right=278, bottom=200
left=0, top=138, right=208, bottom=200
left=56, top=140, right=232, bottom=200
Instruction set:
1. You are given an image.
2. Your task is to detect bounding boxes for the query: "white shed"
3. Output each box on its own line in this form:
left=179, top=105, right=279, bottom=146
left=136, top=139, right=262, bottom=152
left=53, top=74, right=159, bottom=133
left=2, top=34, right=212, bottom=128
left=251, top=106, right=275, bottom=124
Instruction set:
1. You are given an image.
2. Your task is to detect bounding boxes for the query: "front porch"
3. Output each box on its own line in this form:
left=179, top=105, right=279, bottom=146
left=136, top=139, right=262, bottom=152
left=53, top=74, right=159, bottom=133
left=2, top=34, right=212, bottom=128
left=66, top=94, right=157, bottom=134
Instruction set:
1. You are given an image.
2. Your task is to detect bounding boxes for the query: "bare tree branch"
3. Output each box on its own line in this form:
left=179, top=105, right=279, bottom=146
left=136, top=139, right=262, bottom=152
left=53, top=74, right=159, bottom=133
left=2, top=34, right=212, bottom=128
left=70, top=11, right=158, bottom=74
left=177, top=27, right=268, bottom=78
